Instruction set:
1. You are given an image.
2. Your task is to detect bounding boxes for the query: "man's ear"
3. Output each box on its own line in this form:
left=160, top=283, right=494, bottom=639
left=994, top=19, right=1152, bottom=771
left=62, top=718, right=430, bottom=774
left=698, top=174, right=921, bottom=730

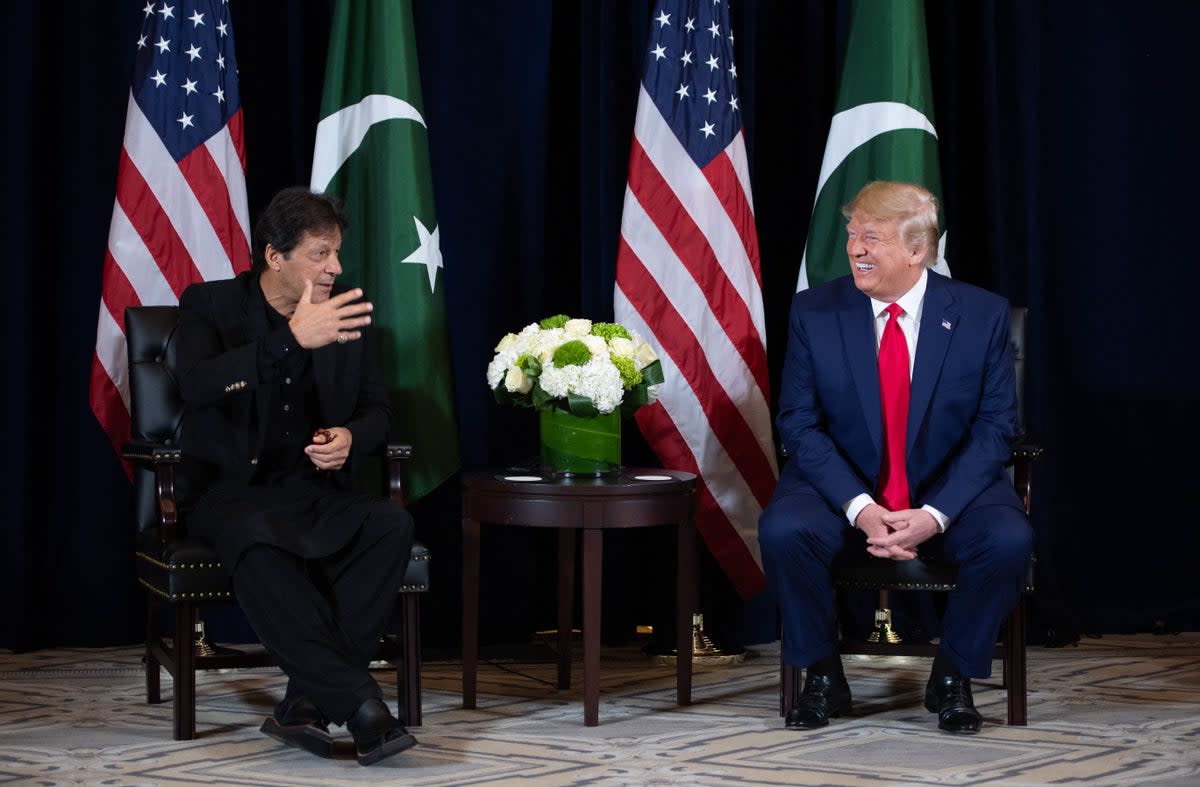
left=909, top=243, right=929, bottom=268
left=264, top=244, right=284, bottom=271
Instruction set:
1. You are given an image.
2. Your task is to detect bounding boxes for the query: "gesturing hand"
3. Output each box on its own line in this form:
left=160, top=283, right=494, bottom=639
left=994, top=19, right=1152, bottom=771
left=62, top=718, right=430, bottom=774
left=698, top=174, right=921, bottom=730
left=288, top=280, right=374, bottom=349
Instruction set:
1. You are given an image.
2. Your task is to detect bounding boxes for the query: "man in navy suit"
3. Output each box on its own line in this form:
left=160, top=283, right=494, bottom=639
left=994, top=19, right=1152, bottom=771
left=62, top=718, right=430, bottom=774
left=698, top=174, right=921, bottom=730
left=759, top=180, right=1032, bottom=733
left=177, top=187, right=417, bottom=764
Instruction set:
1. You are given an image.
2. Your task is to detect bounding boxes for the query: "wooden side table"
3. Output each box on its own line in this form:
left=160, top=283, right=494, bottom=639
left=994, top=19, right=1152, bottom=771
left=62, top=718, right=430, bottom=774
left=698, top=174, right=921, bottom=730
left=461, top=468, right=697, bottom=726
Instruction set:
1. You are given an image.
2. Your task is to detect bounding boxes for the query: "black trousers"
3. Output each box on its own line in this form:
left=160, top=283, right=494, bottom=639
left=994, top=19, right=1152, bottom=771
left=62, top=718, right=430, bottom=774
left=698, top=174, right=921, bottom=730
left=231, top=499, right=414, bottom=724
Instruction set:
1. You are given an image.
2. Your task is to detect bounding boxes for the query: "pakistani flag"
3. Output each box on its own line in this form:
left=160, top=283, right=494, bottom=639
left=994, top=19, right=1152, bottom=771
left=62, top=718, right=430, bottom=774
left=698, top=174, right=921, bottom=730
left=311, top=0, right=458, bottom=501
left=798, top=0, right=951, bottom=290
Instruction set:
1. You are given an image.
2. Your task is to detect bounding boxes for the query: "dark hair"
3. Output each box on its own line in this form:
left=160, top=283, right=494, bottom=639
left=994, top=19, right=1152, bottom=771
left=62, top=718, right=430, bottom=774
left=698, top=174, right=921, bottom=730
left=251, top=187, right=349, bottom=273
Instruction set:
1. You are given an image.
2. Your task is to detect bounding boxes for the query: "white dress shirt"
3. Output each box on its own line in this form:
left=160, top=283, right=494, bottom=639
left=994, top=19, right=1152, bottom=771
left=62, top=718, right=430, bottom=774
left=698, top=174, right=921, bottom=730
left=843, top=269, right=950, bottom=533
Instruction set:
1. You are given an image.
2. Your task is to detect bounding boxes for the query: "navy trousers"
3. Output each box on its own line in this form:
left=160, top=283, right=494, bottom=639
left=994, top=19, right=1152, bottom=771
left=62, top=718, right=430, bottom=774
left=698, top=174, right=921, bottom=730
left=759, top=478, right=1031, bottom=678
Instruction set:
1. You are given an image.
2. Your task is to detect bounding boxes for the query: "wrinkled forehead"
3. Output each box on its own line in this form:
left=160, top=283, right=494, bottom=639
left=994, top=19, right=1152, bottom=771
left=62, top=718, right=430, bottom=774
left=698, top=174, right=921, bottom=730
left=295, top=227, right=342, bottom=249
left=846, top=211, right=901, bottom=235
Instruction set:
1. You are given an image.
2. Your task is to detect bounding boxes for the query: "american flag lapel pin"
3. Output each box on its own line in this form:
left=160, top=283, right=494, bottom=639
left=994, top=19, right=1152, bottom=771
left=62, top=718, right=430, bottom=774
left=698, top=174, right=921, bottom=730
left=941, top=318, right=952, bottom=331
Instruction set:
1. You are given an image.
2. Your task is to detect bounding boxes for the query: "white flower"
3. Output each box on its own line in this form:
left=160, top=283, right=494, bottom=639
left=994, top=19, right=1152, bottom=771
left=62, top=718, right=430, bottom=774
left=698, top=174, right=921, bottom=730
left=608, top=337, right=635, bottom=357
left=563, top=318, right=592, bottom=336
left=539, top=356, right=623, bottom=414
left=504, top=366, right=533, bottom=394
left=486, top=356, right=510, bottom=388
left=581, top=335, right=607, bottom=355
left=494, top=332, right=518, bottom=352
left=634, top=340, right=658, bottom=370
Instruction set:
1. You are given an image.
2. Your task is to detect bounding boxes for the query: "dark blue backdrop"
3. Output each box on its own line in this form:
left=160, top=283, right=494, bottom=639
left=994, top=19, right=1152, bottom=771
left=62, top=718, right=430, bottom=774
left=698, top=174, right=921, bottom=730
left=4, top=0, right=1198, bottom=652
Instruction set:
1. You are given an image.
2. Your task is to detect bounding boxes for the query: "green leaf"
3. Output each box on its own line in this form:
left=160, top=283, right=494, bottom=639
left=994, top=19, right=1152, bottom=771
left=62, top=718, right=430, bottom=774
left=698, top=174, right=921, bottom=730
left=566, top=393, right=600, bottom=417
left=639, top=359, right=664, bottom=386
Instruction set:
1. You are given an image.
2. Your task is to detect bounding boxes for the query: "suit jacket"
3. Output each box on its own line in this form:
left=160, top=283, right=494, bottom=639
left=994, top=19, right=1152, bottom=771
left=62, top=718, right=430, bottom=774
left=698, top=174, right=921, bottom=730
left=775, top=270, right=1023, bottom=522
left=176, top=271, right=390, bottom=495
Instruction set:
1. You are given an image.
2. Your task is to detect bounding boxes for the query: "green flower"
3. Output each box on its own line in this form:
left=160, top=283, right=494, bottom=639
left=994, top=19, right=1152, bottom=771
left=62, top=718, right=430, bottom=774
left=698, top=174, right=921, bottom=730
left=539, top=314, right=571, bottom=330
left=552, top=339, right=592, bottom=367
left=590, top=322, right=632, bottom=341
left=516, top=353, right=541, bottom=377
left=611, top=355, right=642, bottom=390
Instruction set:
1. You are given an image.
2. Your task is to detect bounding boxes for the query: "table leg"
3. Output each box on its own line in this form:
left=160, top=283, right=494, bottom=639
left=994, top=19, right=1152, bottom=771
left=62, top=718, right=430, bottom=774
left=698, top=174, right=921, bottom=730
left=462, top=515, right=480, bottom=709
left=677, top=514, right=696, bottom=706
left=582, top=528, right=602, bottom=726
left=557, top=527, right=576, bottom=690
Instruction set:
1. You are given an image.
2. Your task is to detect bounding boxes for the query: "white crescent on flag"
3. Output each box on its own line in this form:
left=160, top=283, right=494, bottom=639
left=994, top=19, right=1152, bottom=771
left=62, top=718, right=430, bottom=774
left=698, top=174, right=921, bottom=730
left=813, top=101, right=937, bottom=199
left=311, top=93, right=425, bottom=192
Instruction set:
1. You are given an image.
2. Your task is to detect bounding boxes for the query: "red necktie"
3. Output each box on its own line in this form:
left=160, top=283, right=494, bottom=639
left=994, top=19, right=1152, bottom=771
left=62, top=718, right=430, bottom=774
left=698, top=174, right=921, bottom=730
left=877, top=303, right=910, bottom=510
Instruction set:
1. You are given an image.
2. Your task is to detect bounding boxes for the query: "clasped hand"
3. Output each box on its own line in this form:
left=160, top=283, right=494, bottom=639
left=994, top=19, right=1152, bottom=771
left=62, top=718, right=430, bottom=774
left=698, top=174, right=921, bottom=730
left=288, top=280, right=373, bottom=349
left=855, top=504, right=940, bottom=560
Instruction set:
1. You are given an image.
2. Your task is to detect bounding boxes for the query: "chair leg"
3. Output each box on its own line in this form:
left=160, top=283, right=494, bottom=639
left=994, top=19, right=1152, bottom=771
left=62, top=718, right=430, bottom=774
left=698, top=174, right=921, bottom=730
left=145, top=597, right=162, bottom=704
left=174, top=602, right=197, bottom=740
left=395, top=593, right=422, bottom=727
left=779, top=650, right=801, bottom=717
left=1004, top=597, right=1028, bottom=726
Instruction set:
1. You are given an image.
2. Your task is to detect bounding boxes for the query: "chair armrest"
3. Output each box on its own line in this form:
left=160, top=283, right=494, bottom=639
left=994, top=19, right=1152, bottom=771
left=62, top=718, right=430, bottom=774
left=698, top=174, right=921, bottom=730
left=1008, top=439, right=1044, bottom=515
left=122, top=440, right=182, bottom=550
left=1010, top=439, right=1044, bottom=463
left=385, top=443, right=414, bottom=507
left=121, top=439, right=183, bottom=466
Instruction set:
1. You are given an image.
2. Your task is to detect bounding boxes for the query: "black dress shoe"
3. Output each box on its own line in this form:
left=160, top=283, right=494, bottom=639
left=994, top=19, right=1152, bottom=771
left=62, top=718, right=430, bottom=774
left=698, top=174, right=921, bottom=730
left=347, top=698, right=418, bottom=766
left=259, top=696, right=334, bottom=758
left=925, top=674, right=983, bottom=733
left=785, top=671, right=852, bottom=729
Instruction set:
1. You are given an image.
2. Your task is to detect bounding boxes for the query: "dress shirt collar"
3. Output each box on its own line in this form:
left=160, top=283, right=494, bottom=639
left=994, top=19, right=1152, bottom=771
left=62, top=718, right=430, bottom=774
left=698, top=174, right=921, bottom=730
left=870, top=267, right=929, bottom=324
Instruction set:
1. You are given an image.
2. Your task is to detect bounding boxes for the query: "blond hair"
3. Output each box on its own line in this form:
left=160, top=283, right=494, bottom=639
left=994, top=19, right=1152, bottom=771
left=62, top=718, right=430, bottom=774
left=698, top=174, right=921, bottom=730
left=842, top=181, right=939, bottom=265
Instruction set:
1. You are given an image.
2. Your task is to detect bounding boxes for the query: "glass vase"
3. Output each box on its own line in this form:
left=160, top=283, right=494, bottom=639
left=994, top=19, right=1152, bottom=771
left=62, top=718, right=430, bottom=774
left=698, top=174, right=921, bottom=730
left=539, top=408, right=621, bottom=477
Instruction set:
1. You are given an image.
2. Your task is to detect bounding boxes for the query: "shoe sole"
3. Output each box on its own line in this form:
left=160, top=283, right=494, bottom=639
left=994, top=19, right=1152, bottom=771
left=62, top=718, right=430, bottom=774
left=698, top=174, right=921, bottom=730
left=926, top=695, right=982, bottom=733
left=357, top=731, right=418, bottom=766
left=260, top=717, right=334, bottom=759
left=785, top=703, right=850, bottom=729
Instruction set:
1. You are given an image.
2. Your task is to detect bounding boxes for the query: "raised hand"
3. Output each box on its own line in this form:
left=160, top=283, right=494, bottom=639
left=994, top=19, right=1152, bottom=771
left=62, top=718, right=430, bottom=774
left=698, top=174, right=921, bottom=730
left=288, top=280, right=374, bottom=349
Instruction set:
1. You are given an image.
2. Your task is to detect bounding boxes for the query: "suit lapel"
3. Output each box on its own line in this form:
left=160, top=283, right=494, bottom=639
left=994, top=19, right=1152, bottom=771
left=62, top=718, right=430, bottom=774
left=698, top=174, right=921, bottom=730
left=908, top=272, right=959, bottom=455
left=841, top=292, right=883, bottom=457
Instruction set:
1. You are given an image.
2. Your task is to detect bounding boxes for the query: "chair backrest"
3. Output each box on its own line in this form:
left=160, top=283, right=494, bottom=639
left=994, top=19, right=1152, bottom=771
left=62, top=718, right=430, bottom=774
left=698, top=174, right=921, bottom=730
left=125, top=305, right=184, bottom=534
left=1010, top=306, right=1028, bottom=439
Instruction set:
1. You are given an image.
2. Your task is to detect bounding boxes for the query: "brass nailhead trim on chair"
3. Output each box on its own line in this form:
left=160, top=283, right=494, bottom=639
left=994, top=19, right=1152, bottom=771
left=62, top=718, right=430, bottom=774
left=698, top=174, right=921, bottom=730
left=137, top=578, right=235, bottom=602
left=834, top=580, right=956, bottom=591
left=136, top=551, right=224, bottom=571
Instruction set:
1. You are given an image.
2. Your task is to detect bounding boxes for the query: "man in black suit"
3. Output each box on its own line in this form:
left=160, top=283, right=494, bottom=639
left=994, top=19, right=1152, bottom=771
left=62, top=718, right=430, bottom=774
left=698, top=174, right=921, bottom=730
left=177, top=186, right=417, bottom=765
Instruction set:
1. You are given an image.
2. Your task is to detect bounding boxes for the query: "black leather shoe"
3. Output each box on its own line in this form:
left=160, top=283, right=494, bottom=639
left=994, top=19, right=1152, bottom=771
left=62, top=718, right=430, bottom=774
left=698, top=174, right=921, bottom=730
left=925, top=674, right=983, bottom=733
left=347, top=698, right=418, bottom=766
left=259, top=696, right=333, bottom=758
left=785, top=672, right=852, bottom=729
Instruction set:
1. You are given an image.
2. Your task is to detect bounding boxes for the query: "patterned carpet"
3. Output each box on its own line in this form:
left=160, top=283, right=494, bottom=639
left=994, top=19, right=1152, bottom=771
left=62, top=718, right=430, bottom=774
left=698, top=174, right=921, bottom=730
left=1, top=634, right=1197, bottom=786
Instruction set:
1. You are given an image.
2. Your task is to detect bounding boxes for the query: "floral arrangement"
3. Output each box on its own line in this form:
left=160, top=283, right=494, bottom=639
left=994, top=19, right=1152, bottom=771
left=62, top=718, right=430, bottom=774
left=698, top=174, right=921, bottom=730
left=487, top=314, right=664, bottom=417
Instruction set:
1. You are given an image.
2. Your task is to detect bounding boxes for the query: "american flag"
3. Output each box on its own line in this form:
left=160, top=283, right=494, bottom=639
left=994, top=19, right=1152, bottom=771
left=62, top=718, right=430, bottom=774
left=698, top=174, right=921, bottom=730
left=90, top=0, right=250, bottom=470
left=614, top=0, right=777, bottom=598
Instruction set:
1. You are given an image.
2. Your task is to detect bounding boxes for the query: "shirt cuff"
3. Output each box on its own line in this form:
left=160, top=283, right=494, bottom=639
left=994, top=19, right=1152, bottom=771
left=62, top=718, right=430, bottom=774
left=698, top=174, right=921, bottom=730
left=923, top=504, right=950, bottom=533
left=844, top=493, right=874, bottom=528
